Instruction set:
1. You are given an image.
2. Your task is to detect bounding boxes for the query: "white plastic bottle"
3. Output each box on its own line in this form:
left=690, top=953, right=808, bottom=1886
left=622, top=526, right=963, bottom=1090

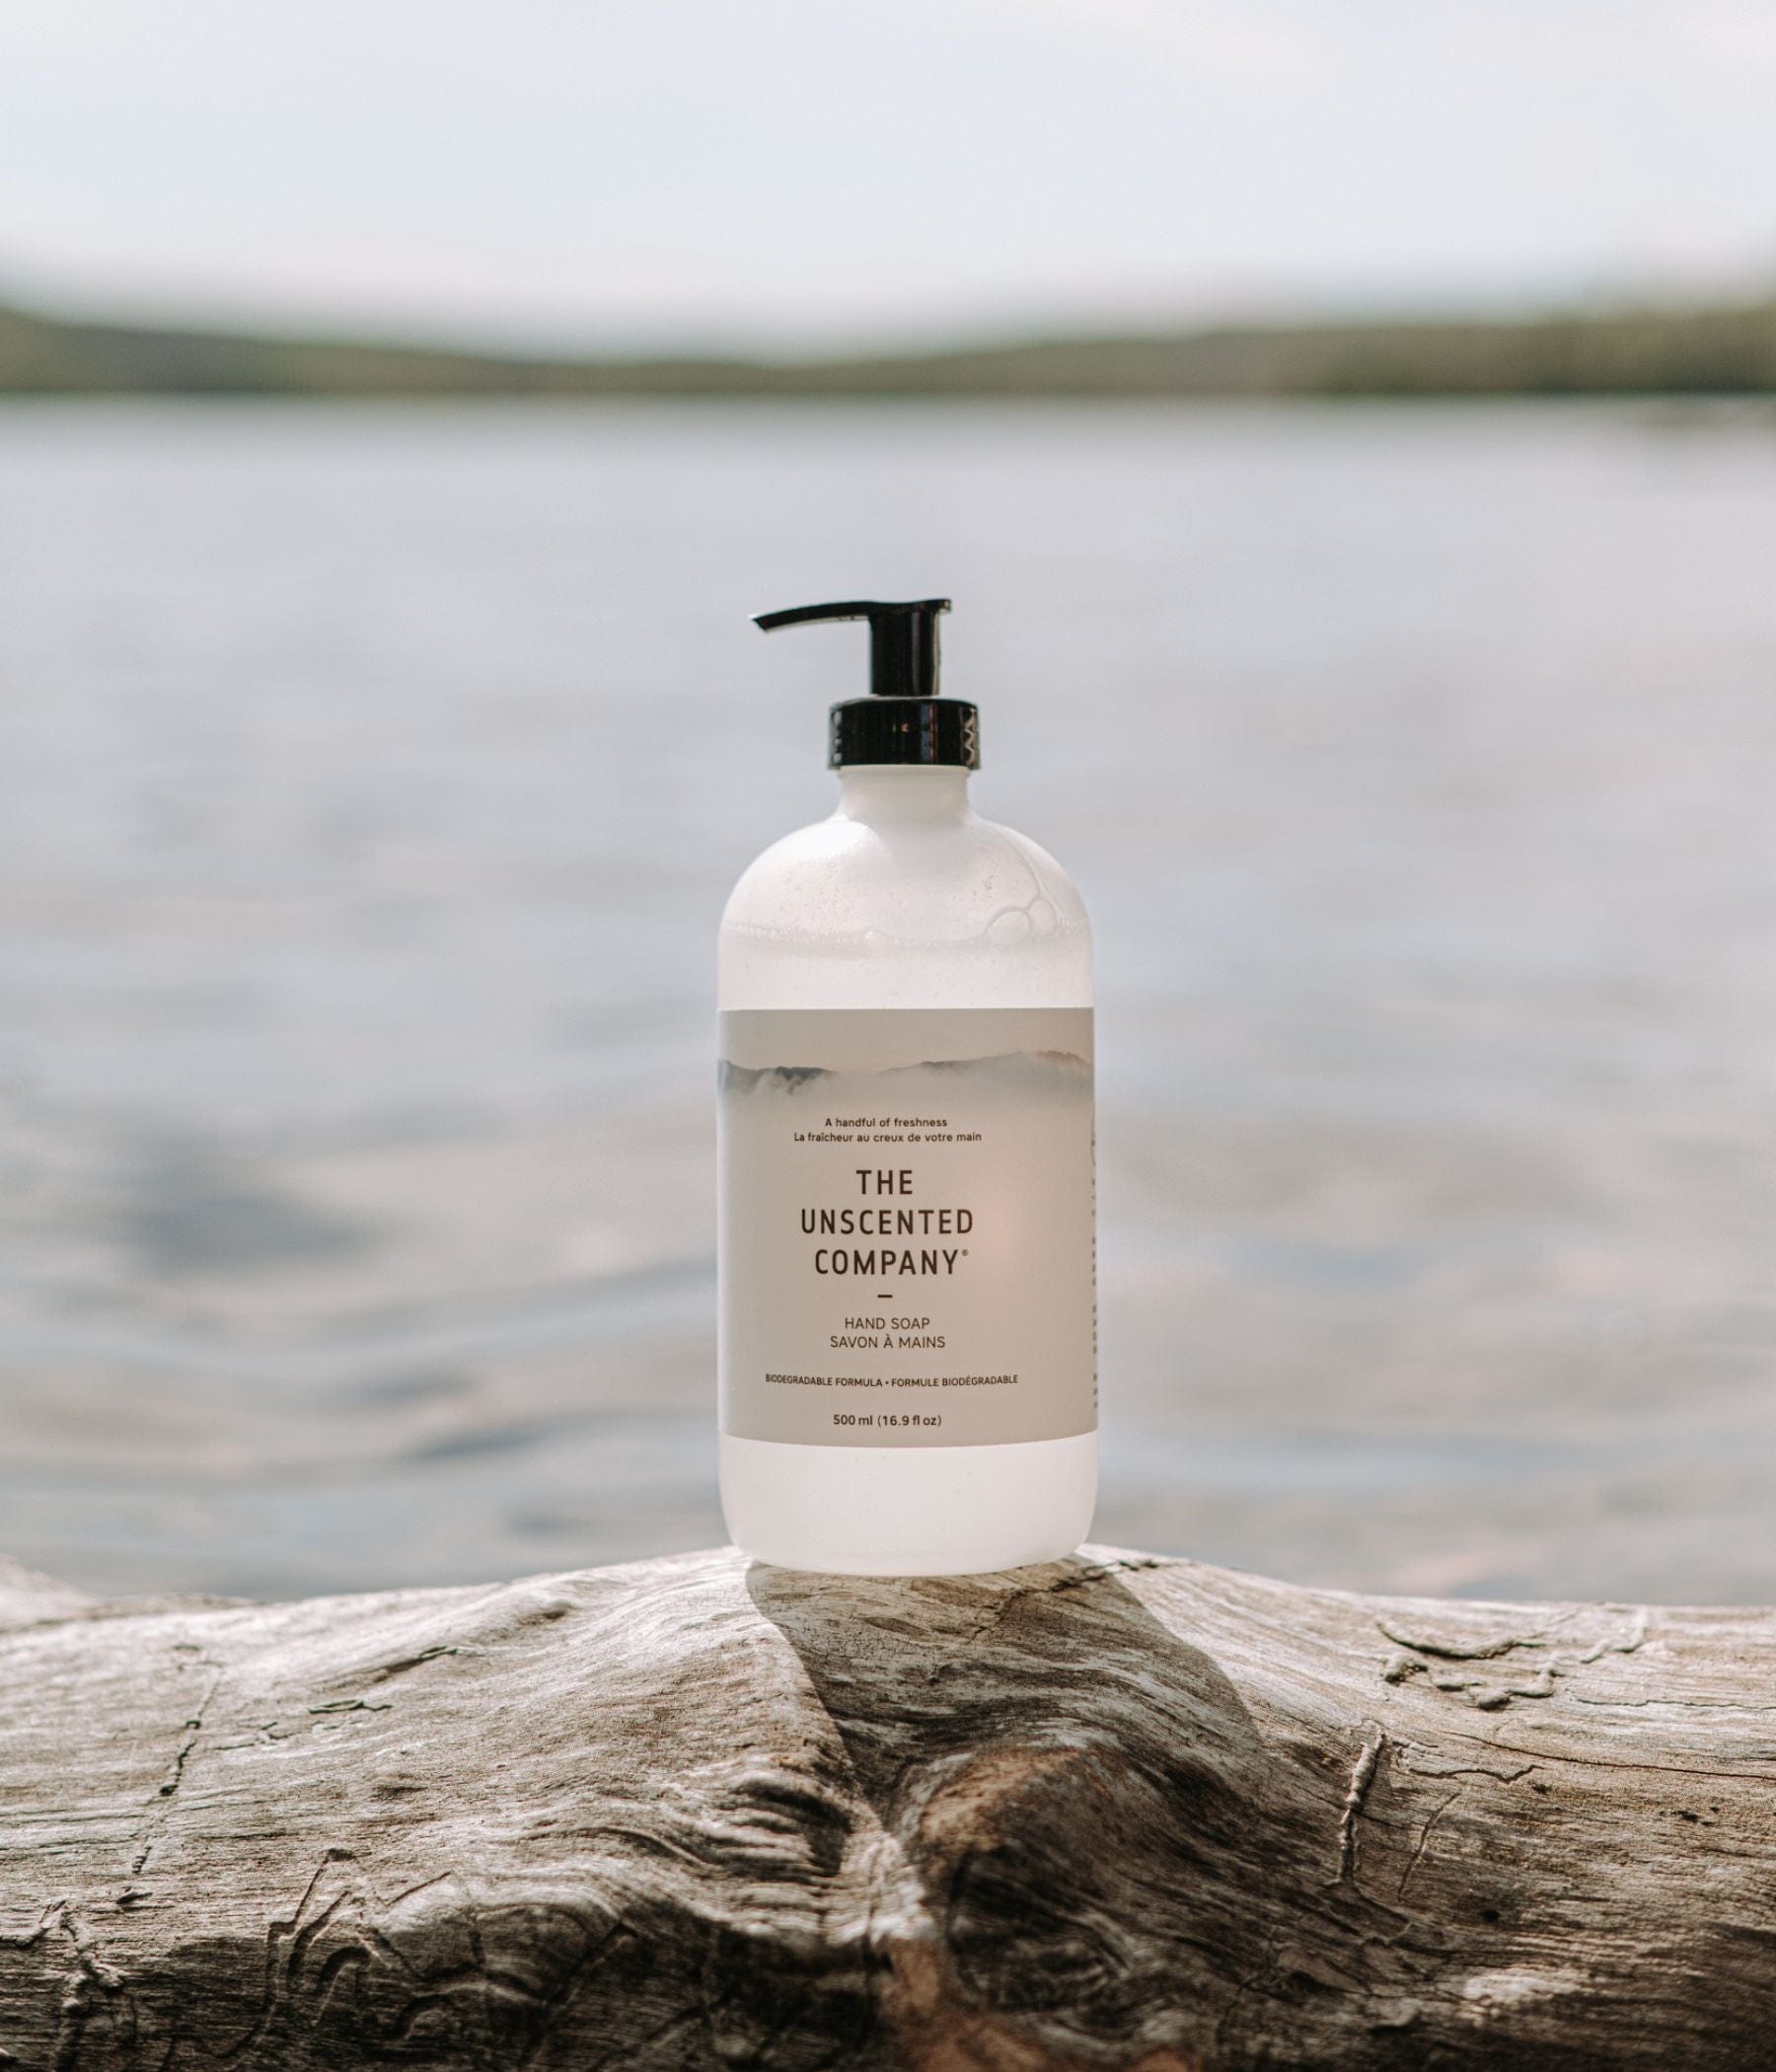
left=718, top=598, right=1095, bottom=1575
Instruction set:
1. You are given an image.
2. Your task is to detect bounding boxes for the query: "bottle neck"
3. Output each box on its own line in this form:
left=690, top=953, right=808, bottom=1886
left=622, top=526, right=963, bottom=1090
left=836, top=765, right=973, bottom=823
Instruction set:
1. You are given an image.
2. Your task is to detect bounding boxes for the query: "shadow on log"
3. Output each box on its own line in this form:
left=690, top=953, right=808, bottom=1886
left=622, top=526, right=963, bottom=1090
left=2, top=1544, right=1773, bottom=2068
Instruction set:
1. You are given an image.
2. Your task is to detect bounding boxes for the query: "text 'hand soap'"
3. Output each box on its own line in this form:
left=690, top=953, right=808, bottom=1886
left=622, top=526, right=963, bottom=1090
left=718, top=598, right=1096, bottom=1575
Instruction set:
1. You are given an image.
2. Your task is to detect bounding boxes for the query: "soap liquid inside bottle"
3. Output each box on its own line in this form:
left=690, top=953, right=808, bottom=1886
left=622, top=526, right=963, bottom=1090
left=718, top=764, right=1096, bottom=1576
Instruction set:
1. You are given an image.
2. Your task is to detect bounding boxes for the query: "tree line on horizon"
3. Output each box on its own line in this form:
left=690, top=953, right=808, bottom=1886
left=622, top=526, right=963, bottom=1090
left=3, top=291, right=1776, bottom=397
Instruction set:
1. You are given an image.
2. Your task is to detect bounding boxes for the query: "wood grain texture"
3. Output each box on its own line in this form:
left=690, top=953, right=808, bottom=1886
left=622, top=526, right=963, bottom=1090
left=2, top=1543, right=1773, bottom=2069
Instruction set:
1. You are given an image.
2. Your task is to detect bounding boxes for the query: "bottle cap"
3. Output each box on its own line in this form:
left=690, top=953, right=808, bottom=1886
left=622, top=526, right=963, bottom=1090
left=753, top=597, right=979, bottom=770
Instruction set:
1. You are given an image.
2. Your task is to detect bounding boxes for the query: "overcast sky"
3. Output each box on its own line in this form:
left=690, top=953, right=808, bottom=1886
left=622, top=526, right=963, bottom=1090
left=4, top=0, right=1775, bottom=351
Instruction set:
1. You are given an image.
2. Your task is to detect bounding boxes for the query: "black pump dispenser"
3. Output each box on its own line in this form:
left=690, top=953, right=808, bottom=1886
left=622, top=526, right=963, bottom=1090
left=753, top=597, right=979, bottom=771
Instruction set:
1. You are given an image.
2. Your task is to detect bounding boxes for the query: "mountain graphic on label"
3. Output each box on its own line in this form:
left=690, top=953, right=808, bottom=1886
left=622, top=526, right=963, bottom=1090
left=719, top=1049, right=1090, bottom=1099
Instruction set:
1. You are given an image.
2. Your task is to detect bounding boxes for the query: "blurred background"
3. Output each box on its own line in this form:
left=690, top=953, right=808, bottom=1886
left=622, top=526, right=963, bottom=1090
left=3, top=2, right=1774, bottom=1607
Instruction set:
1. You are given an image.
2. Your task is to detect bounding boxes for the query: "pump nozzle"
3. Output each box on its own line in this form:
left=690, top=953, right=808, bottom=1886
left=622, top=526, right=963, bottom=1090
left=754, top=597, right=950, bottom=702
left=752, top=596, right=976, bottom=772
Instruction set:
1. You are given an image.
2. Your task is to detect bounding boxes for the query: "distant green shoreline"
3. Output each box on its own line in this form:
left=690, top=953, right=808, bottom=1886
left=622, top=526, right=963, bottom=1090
left=5, top=293, right=1776, bottom=398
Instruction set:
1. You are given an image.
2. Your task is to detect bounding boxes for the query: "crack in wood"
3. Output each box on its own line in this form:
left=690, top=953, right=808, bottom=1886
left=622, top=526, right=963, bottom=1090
left=129, top=1666, right=224, bottom=1877
left=1336, top=1727, right=1386, bottom=1883
left=1396, top=1789, right=1463, bottom=1899
left=1377, top=1604, right=1653, bottom=1710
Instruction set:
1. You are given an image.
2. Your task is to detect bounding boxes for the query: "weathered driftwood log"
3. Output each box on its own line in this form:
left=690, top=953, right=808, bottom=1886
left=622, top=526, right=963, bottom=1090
left=2, top=1544, right=1773, bottom=2071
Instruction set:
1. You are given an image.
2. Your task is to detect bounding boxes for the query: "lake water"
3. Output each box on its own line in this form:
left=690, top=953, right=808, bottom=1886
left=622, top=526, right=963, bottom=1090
left=2, top=399, right=1774, bottom=1605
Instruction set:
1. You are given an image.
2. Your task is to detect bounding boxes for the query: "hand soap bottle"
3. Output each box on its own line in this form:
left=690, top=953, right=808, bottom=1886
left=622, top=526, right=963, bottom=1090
left=718, top=598, right=1095, bottom=1575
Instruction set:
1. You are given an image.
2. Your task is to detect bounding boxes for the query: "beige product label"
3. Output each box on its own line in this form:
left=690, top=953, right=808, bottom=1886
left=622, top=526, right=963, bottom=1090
left=719, top=1007, right=1095, bottom=1447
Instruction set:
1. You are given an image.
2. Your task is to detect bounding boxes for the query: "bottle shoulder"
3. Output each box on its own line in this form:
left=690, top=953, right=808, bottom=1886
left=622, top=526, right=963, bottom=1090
left=721, top=807, right=1090, bottom=938
left=719, top=805, right=1091, bottom=1009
